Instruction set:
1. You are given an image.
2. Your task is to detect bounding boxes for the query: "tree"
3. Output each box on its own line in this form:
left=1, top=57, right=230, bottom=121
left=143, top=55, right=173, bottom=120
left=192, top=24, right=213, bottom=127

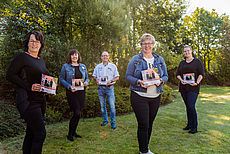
left=182, top=8, right=224, bottom=72
left=215, top=15, right=230, bottom=83
left=0, top=0, right=131, bottom=78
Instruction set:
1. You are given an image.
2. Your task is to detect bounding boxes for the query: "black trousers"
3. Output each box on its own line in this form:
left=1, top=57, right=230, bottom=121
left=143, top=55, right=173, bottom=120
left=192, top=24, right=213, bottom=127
left=131, top=91, right=161, bottom=153
left=66, top=90, right=85, bottom=136
left=23, top=95, right=46, bottom=154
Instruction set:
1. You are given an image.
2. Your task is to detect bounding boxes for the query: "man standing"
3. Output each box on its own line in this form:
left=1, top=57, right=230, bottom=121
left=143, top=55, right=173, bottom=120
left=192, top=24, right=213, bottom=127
left=93, top=51, right=119, bottom=129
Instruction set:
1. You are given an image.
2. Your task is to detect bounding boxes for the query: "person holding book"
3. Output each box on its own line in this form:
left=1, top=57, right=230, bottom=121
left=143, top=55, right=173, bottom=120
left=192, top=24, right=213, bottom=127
left=7, top=31, right=49, bottom=154
left=176, top=45, right=204, bottom=134
left=92, top=51, right=119, bottom=129
left=59, top=49, right=89, bottom=141
left=125, top=33, right=168, bottom=154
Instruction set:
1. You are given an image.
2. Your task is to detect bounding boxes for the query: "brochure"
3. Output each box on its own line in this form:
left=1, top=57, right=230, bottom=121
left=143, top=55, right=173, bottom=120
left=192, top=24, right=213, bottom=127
left=141, top=68, right=161, bottom=86
left=41, top=74, right=58, bottom=95
left=72, top=79, right=84, bottom=91
left=99, top=76, right=108, bottom=85
left=183, top=73, right=195, bottom=84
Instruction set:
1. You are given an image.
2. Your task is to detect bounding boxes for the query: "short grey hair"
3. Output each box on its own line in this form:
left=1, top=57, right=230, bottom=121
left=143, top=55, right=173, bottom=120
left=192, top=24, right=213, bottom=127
left=140, top=33, right=155, bottom=45
left=101, top=51, right=109, bottom=56
left=184, top=45, right=192, bottom=51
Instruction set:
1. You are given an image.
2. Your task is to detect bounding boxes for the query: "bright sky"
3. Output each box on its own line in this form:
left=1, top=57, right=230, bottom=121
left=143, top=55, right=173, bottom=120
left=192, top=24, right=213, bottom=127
left=186, top=0, right=230, bottom=16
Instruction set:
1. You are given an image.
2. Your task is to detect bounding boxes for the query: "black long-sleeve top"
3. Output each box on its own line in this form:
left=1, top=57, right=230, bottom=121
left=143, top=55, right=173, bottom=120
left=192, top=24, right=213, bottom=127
left=176, top=58, right=204, bottom=94
left=7, top=52, right=49, bottom=95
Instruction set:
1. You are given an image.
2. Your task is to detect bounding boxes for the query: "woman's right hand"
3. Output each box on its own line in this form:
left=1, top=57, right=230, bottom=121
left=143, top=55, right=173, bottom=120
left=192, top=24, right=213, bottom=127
left=70, top=86, right=77, bottom=93
left=180, top=80, right=186, bottom=85
left=138, top=80, right=149, bottom=88
left=31, top=84, right=41, bottom=92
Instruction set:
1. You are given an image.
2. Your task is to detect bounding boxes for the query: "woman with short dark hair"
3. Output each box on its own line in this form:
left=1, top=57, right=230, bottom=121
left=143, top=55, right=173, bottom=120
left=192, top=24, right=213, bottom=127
left=7, top=31, right=49, bottom=153
left=59, top=49, right=89, bottom=141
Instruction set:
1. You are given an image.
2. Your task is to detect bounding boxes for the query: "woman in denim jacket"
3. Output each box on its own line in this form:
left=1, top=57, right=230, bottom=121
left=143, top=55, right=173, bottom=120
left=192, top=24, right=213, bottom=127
left=59, top=49, right=89, bottom=141
left=125, top=33, right=168, bottom=154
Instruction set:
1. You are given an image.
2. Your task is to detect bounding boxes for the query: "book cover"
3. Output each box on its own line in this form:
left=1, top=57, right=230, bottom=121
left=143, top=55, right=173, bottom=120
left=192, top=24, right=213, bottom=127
left=141, top=68, right=161, bottom=86
left=41, top=74, right=58, bottom=95
left=183, top=73, right=195, bottom=84
left=99, top=76, right=108, bottom=85
left=72, top=79, right=84, bottom=91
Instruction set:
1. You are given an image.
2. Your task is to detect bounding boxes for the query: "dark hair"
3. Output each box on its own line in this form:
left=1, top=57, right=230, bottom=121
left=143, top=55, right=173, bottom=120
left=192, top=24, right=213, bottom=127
left=24, top=31, right=45, bottom=56
left=67, top=49, right=82, bottom=64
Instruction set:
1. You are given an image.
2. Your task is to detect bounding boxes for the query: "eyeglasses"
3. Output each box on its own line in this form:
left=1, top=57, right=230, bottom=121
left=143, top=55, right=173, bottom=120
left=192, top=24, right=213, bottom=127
left=29, top=40, right=40, bottom=44
left=101, top=55, right=109, bottom=57
left=142, top=43, right=153, bottom=46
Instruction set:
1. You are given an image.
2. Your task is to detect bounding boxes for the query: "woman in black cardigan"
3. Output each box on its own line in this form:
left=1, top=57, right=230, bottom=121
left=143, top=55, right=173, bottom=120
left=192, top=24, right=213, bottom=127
left=7, top=31, right=49, bottom=154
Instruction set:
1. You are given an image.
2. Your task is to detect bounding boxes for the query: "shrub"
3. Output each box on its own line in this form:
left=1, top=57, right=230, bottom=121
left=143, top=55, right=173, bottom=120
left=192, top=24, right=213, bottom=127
left=46, top=84, right=173, bottom=122
left=0, top=100, right=25, bottom=140
left=161, top=84, right=174, bottom=105
left=0, top=84, right=173, bottom=140
left=46, top=85, right=133, bottom=121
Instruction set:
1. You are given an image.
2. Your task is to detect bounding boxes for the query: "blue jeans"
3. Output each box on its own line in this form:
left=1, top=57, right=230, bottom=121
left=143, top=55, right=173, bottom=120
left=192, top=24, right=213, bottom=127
left=98, top=85, right=116, bottom=124
left=181, top=91, right=198, bottom=129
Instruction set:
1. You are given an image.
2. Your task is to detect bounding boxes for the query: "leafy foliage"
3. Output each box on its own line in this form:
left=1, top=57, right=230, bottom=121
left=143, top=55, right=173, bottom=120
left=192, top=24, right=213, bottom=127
left=0, top=101, right=25, bottom=140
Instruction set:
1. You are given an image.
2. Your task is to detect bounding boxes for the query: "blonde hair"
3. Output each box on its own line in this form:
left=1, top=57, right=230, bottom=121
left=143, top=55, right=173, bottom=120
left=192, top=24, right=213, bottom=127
left=140, top=33, right=155, bottom=45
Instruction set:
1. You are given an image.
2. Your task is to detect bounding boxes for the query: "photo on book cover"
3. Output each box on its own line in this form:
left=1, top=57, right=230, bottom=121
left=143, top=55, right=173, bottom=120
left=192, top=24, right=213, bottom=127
left=99, top=76, right=108, bottom=85
left=141, top=68, right=161, bottom=86
left=41, top=74, right=58, bottom=95
left=72, top=79, right=84, bottom=91
left=183, top=73, right=195, bottom=84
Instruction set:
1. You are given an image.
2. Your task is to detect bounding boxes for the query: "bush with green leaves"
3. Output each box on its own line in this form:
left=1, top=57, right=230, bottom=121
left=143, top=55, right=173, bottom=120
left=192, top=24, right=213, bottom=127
left=1, top=84, right=173, bottom=140
left=0, top=101, right=25, bottom=140
left=46, top=84, right=173, bottom=123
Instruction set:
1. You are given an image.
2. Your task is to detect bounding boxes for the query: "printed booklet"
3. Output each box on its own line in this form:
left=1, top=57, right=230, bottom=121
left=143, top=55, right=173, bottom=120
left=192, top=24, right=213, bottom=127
left=41, top=74, right=58, bottom=95
left=99, top=76, right=108, bottom=85
left=141, top=68, right=161, bottom=86
left=72, top=79, right=84, bottom=91
left=183, top=73, right=195, bottom=84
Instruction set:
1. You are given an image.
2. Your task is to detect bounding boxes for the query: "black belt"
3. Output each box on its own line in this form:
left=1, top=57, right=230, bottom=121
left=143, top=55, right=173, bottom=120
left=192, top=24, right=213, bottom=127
left=99, top=85, right=112, bottom=87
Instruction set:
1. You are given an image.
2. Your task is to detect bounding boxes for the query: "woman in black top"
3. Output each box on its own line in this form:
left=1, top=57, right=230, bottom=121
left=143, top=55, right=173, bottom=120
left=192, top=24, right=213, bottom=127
left=59, top=49, right=89, bottom=141
left=7, top=31, right=49, bottom=153
left=176, top=45, right=204, bottom=134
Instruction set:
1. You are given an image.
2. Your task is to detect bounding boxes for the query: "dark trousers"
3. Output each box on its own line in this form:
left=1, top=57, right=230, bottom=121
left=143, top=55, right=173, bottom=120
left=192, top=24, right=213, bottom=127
left=180, top=91, right=198, bottom=129
left=131, top=91, right=161, bottom=153
left=23, top=96, right=46, bottom=154
left=66, top=90, right=85, bottom=136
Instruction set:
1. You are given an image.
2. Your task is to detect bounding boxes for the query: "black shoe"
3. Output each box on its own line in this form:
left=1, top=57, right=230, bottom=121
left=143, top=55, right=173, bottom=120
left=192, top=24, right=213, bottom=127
left=67, top=135, right=74, bottom=141
left=73, top=132, right=82, bottom=138
left=188, top=128, right=197, bottom=134
left=183, top=126, right=191, bottom=130
left=101, top=121, right=108, bottom=126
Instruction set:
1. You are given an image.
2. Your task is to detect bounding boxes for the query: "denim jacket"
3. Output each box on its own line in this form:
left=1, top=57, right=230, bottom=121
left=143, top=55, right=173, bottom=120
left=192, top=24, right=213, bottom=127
left=125, top=52, right=168, bottom=93
left=59, top=63, right=89, bottom=89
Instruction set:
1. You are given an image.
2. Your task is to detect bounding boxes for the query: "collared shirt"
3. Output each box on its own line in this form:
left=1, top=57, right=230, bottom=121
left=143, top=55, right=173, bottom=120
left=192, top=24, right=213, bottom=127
left=92, top=62, right=119, bottom=81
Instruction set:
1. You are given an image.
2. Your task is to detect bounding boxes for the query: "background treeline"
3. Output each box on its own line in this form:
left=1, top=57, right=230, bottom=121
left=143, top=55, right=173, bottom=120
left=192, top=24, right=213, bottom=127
left=0, top=0, right=229, bottom=139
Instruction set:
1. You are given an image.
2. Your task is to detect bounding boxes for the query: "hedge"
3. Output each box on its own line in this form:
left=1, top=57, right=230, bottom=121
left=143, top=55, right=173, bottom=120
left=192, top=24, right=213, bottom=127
left=1, top=84, right=173, bottom=140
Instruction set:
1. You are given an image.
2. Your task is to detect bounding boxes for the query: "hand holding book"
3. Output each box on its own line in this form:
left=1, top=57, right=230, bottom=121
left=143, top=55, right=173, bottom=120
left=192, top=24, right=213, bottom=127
left=31, top=83, right=42, bottom=92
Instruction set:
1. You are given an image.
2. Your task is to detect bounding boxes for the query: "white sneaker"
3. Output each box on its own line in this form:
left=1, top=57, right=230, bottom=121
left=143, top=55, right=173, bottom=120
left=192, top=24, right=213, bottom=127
left=139, top=150, right=154, bottom=154
left=148, top=149, right=154, bottom=154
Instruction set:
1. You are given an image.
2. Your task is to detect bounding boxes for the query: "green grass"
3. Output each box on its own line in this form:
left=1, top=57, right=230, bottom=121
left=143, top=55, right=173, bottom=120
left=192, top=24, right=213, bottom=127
left=1, top=86, right=230, bottom=153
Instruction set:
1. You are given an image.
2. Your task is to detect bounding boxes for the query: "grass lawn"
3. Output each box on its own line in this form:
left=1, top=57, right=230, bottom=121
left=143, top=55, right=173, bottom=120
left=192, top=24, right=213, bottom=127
left=1, top=86, right=230, bottom=153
